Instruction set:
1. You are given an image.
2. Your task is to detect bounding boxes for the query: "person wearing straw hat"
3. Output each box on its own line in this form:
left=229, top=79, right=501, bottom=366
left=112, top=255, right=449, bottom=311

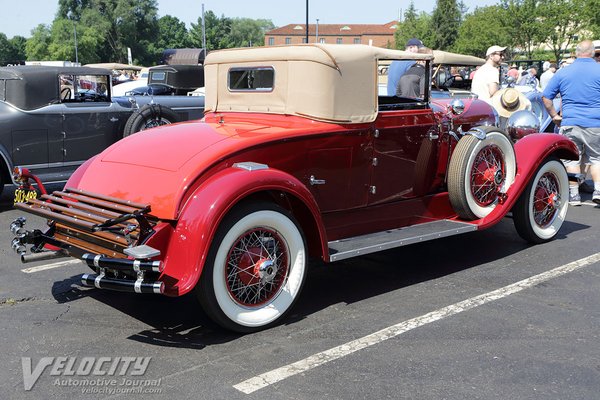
left=490, top=87, right=531, bottom=129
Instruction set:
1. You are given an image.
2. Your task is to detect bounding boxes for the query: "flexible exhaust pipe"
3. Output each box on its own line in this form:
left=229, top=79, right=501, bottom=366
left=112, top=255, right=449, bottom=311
left=21, top=250, right=68, bottom=263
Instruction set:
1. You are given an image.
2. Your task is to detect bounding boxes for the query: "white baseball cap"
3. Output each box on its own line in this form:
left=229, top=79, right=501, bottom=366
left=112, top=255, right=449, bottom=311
left=486, top=45, right=507, bottom=56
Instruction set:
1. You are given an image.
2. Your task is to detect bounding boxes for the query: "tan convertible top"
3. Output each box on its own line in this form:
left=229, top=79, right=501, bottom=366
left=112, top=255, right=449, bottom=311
left=204, top=44, right=433, bottom=124
left=432, top=50, right=485, bottom=66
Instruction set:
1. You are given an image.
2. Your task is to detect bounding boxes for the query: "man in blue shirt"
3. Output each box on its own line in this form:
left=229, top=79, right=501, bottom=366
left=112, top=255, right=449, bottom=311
left=387, top=38, right=423, bottom=96
left=542, top=40, right=600, bottom=205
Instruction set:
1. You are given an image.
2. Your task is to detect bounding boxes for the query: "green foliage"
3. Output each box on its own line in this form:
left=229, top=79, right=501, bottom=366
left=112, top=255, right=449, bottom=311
left=430, top=0, right=461, bottom=50
left=145, top=15, right=192, bottom=64
left=229, top=18, right=275, bottom=47
left=499, top=0, right=546, bottom=58
left=538, top=0, right=589, bottom=62
left=453, top=6, right=511, bottom=57
left=12, top=0, right=596, bottom=65
left=394, top=2, right=433, bottom=49
left=189, top=11, right=234, bottom=50
left=0, top=34, right=27, bottom=63
left=25, top=24, right=52, bottom=61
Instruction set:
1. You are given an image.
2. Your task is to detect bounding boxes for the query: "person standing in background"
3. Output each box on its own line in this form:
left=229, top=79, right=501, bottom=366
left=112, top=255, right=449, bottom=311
left=540, top=63, right=557, bottom=90
left=387, top=38, right=424, bottom=96
left=471, top=45, right=506, bottom=104
left=542, top=40, right=600, bottom=206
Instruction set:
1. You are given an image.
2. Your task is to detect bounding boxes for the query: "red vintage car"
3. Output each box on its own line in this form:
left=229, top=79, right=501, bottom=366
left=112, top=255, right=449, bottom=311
left=12, top=44, right=578, bottom=332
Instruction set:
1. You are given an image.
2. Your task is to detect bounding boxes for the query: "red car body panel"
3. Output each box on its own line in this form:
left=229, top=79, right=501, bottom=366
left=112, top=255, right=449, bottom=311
left=67, top=97, right=565, bottom=296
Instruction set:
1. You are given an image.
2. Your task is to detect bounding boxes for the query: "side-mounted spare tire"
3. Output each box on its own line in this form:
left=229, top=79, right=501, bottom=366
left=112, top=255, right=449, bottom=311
left=447, top=127, right=516, bottom=220
left=123, top=104, right=180, bottom=137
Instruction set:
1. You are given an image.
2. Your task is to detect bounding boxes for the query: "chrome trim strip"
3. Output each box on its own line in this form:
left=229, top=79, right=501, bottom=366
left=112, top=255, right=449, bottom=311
left=233, top=162, right=269, bottom=171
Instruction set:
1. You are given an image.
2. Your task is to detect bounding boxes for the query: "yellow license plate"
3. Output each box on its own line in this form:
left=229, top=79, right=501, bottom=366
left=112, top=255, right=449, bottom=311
left=14, top=188, right=38, bottom=205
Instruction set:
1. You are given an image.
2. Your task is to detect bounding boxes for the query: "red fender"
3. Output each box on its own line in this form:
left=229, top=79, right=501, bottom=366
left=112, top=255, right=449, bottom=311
left=477, top=133, right=578, bottom=229
left=157, top=166, right=327, bottom=296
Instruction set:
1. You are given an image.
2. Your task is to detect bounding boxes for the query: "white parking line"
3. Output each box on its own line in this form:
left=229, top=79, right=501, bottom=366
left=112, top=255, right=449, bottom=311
left=233, top=252, right=600, bottom=394
left=21, top=259, right=82, bottom=273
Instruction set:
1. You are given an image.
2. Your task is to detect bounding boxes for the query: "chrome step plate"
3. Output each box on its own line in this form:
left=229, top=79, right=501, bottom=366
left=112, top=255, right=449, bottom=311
left=328, top=219, right=477, bottom=262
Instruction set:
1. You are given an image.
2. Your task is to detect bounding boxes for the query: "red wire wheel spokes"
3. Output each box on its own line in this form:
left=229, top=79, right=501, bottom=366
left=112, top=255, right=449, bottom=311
left=470, top=144, right=506, bottom=207
left=225, top=228, right=289, bottom=307
left=532, top=171, right=561, bottom=228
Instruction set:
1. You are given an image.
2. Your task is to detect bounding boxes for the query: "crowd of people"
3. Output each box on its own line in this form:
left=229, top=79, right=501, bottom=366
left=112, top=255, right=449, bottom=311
left=388, top=37, right=600, bottom=207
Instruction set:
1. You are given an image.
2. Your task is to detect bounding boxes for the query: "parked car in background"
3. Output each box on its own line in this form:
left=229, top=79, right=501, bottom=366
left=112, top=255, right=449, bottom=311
left=12, top=44, right=577, bottom=333
left=0, top=65, right=205, bottom=195
left=111, top=67, right=149, bottom=96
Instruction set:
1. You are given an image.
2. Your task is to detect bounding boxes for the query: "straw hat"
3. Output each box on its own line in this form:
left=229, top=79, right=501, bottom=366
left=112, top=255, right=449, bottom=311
left=490, top=88, right=531, bottom=118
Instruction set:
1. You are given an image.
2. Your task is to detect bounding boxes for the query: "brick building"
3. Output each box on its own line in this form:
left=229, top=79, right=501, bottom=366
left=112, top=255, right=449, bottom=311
left=264, top=21, right=398, bottom=48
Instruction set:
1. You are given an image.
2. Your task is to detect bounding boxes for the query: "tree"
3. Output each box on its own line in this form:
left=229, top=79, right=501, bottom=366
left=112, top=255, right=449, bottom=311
left=454, top=6, right=511, bottom=57
left=499, top=0, right=545, bottom=58
left=9, top=36, right=27, bottom=61
left=0, top=34, right=27, bottom=64
left=429, top=0, right=461, bottom=50
left=25, top=24, right=52, bottom=61
left=189, top=10, right=233, bottom=51
left=146, top=15, right=192, bottom=64
left=57, top=0, right=160, bottom=65
left=229, top=18, right=275, bottom=47
left=538, top=0, right=589, bottom=62
left=394, top=2, right=433, bottom=49
left=585, top=0, right=600, bottom=37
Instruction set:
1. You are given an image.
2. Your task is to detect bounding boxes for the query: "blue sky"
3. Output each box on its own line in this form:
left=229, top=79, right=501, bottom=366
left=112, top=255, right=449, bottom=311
left=1, top=0, right=499, bottom=39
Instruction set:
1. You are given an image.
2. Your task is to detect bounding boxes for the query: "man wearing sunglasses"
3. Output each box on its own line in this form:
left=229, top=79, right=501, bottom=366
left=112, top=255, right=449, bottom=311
left=471, top=45, right=506, bottom=104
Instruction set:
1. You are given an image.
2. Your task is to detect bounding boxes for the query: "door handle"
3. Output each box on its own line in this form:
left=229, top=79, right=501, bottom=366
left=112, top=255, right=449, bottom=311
left=110, top=117, right=119, bottom=122
left=309, top=175, right=326, bottom=185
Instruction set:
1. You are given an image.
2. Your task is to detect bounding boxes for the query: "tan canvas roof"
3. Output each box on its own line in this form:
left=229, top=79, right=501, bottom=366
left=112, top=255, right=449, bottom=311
left=432, top=50, right=485, bottom=66
left=204, top=44, right=432, bottom=124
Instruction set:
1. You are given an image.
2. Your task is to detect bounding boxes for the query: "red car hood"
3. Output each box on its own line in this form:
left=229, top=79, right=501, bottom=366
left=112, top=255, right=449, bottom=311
left=75, top=115, right=336, bottom=219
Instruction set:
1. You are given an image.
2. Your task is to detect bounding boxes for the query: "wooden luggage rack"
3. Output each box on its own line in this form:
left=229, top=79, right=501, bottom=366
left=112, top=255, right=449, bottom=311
left=14, top=187, right=155, bottom=259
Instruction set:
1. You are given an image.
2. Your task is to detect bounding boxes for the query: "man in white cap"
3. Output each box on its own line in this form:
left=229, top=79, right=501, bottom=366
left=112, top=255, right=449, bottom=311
left=471, top=45, right=506, bottom=104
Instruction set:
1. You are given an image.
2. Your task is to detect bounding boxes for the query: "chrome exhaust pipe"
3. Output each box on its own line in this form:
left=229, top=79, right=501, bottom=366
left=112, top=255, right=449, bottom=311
left=81, top=274, right=164, bottom=294
left=82, top=253, right=163, bottom=273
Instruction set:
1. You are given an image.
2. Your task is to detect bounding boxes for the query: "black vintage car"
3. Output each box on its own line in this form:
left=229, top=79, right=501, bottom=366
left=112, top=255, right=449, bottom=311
left=0, top=65, right=205, bottom=195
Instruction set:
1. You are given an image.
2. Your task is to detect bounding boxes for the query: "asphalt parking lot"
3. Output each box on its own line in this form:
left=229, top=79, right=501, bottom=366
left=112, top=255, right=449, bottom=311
left=1, top=185, right=599, bottom=400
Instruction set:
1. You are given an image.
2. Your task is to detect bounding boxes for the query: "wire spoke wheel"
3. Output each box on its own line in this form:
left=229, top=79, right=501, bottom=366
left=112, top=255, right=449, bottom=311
left=448, top=129, right=516, bottom=220
left=470, top=145, right=506, bottom=207
left=513, top=158, right=568, bottom=243
left=225, top=228, right=289, bottom=307
left=197, top=202, right=306, bottom=332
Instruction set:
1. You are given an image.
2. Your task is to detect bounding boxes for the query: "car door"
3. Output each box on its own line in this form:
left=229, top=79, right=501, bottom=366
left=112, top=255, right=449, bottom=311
left=61, top=73, right=125, bottom=163
left=10, top=106, right=63, bottom=169
left=368, top=107, right=440, bottom=205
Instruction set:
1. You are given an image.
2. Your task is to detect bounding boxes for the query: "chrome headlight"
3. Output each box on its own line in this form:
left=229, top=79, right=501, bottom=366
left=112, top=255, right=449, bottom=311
left=506, top=110, right=540, bottom=141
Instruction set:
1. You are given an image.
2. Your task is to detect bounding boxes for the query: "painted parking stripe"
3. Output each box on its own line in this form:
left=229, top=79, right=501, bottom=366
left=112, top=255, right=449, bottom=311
left=234, top=252, right=600, bottom=394
left=21, top=259, right=82, bottom=273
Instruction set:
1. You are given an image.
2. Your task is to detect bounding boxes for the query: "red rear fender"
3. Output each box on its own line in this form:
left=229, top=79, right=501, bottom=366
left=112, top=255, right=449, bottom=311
left=158, top=166, right=327, bottom=296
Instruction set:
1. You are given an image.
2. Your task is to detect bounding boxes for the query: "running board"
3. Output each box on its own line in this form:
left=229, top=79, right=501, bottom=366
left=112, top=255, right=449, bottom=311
left=328, top=219, right=477, bottom=262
